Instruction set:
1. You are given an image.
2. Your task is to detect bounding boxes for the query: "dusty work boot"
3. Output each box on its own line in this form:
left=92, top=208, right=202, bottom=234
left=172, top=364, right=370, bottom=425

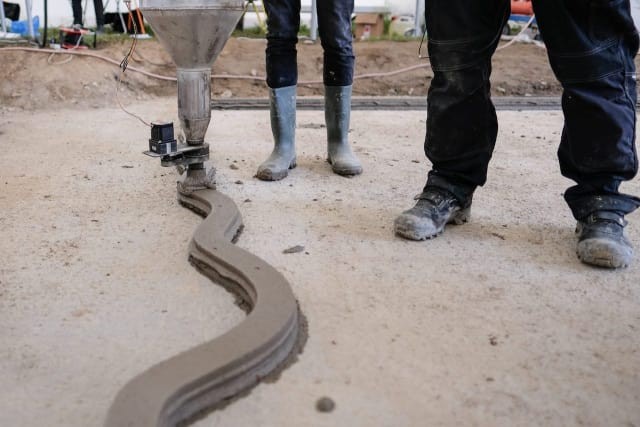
left=325, top=85, right=363, bottom=176
left=576, top=211, right=633, bottom=268
left=256, top=85, right=297, bottom=181
left=394, top=187, right=471, bottom=240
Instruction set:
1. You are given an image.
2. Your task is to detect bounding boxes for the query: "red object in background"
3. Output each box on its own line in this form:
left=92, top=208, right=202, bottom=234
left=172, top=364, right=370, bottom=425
left=511, top=0, right=534, bottom=15
left=59, top=27, right=92, bottom=49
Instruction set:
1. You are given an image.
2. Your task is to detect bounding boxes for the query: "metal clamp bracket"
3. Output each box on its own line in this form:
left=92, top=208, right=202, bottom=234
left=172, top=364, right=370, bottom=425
left=143, top=121, right=210, bottom=168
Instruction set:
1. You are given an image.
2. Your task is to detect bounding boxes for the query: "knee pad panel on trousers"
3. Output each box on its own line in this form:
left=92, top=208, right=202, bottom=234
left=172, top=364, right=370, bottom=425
left=428, top=34, right=499, bottom=72
left=425, top=0, right=508, bottom=72
left=535, top=0, right=639, bottom=84
left=547, top=40, right=626, bottom=84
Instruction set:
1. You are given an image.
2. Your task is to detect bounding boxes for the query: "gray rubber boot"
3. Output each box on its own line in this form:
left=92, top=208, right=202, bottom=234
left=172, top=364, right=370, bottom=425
left=325, top=85, right=363, bottom=176
left=256, top=85, right=297, bottom=181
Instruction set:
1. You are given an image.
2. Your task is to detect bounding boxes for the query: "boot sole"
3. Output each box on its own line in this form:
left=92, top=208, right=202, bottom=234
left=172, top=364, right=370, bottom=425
left=332, top=165, right=363, bottom=176
left=577, top=238, right=632, bottom=269
left=256, top=159, right=297, bottom=182
left=394, top=207, right=471, bottom=241
left=327, top=158, right=363, bottom=177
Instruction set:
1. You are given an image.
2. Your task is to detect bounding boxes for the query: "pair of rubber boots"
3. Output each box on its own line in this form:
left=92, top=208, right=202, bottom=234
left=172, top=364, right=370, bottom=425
left=394, top=187, right=634, bottom=269
left=256, top=85, right=362, bottom=181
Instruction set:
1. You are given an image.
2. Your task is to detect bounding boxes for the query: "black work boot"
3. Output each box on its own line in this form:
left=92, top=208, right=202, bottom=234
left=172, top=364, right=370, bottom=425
left=576, top=211, right=633, bottom=268
left=394, top=187, right=471, bottom=240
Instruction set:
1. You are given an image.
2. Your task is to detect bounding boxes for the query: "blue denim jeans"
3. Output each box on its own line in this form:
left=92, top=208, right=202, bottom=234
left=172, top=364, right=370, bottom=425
left=423, top=0, right=640, bottom=219
left=264, top=0, right=355, bottom=88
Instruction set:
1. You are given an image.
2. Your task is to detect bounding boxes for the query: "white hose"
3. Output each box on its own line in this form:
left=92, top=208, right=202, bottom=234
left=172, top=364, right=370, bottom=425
left=496, top=14, right=536, bottom=52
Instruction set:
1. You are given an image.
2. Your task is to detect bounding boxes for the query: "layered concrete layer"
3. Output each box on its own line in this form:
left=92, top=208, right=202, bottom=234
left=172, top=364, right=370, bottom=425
left=104, top=188, right=303, bottom=426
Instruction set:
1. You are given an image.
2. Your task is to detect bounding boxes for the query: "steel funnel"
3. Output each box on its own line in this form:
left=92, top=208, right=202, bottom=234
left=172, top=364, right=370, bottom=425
left=140, top=0, right=244, bottom=144
left=139, top=0, right=244, bottom=69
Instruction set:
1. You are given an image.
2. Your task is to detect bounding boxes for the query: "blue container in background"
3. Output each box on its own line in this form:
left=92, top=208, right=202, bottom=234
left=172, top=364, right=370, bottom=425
left=10, top=16, right=40, bottom=37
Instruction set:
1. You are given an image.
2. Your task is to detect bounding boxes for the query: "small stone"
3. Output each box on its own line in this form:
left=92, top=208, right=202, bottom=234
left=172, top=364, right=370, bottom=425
left=229, top=164, right=239, bottom=170
left=316, top=397, right=335, bottom=413
left=283, top=245, right=304, bottom=254
left=235, top=180, right=243, bottom=185
left=221, top=90, right=233, bottom=98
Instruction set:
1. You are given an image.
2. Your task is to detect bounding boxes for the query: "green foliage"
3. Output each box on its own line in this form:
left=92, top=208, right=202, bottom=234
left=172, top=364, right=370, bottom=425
left=232, top=26, right=266, bottom=38
left=383, top=16, right=391, bottom=36
left=361, top=34, right=423, bottom=42
left=231, top=24, right=311, bottom=38
left=298, top=24, right=310, bottom=37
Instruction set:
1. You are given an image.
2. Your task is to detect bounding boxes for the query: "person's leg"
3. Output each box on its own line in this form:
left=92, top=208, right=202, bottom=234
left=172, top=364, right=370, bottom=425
left=533, top=0, right=640, bottom=267
left=316, top=0, right=362, bottom=176
left=71, top=0, right=83, bottom=26
left=257, top=0, right=301, bottom=181
left=93, top=0, right=105, bottom=29
left=394, top=0, right=510, bottom=240
left=316, top=0, right=354, bottom=87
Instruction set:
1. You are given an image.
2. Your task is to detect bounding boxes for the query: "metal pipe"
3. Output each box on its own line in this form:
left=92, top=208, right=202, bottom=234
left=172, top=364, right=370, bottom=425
left=41, top=0, right=48, bottom=47
left=1, top=2, right=7, bottom=33
left=25, top=0, right=34, bottom=40
left=310, top=0, right=318, bottom=41
left=414, top=0, right=423, bottom=37
left=177, top=68, right=211, bottom=145
left=117, top=0, right=127, bottom=34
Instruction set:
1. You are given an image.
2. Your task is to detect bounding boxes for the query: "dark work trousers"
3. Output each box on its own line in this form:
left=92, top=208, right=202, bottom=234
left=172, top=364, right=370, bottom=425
left=423, top=0, right=640, bottom=220
left=264, top=0, right=355, bottom=88
left=72, top=0, right=104, bottom=27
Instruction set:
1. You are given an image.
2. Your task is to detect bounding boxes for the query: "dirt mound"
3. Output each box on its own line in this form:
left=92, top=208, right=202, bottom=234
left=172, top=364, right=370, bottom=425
left=0, top=37, right=565, bottom=111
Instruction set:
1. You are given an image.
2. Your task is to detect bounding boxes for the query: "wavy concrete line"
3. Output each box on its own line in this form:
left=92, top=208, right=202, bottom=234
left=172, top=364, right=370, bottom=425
left=104, top=188, right=303, bottom=427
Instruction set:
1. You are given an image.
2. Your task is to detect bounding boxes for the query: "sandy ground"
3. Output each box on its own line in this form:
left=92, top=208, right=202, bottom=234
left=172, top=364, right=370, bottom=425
left=0, top=37, right=568, bottom=111
left=1, top=101, right=639, bottom=426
